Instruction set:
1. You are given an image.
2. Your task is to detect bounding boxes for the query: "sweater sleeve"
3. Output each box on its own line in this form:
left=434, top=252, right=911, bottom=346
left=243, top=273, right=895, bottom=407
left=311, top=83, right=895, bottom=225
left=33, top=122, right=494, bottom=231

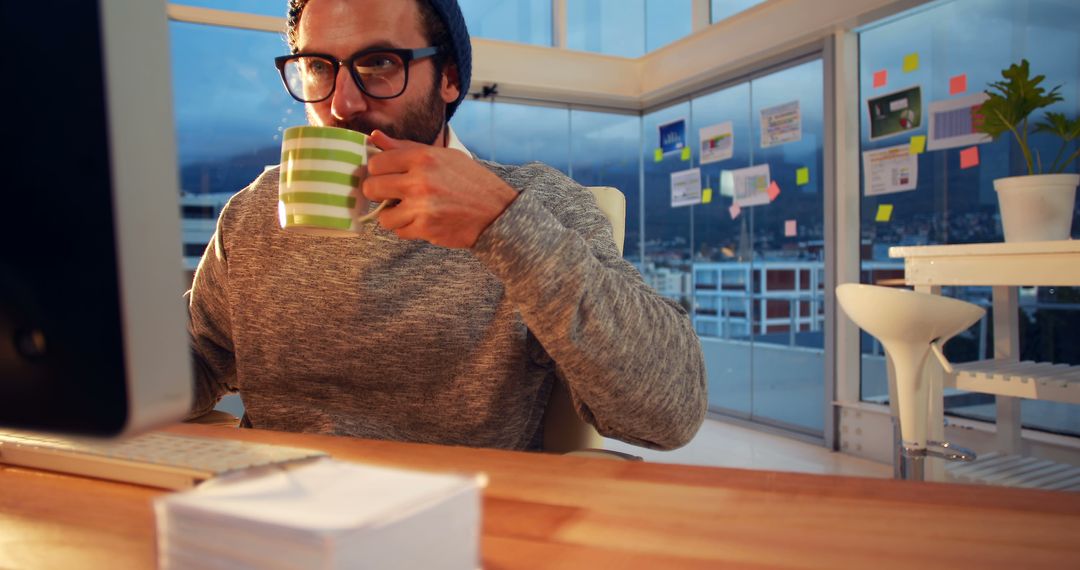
left=185, top=198, right=239, bottom=418
left=471, top=163, right=707, bottom=450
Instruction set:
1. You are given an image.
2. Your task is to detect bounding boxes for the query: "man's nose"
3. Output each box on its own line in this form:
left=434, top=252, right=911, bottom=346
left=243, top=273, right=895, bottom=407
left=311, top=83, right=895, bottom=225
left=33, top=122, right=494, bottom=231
left=330, top=66, right=368, bottom=120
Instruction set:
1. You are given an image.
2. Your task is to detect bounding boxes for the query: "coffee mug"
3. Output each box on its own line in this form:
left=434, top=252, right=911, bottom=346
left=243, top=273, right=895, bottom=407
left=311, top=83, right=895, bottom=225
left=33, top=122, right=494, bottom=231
left=278, top=125, right=391, bottom=236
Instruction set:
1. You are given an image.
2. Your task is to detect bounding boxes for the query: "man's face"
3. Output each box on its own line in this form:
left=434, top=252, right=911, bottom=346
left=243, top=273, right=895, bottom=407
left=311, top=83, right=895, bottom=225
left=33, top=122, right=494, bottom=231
left=296, top=0, right=459, bottom=144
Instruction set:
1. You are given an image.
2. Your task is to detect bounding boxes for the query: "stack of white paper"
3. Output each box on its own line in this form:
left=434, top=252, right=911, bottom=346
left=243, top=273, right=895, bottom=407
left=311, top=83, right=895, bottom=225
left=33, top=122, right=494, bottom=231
left=154, top=458, right=484, bottom=570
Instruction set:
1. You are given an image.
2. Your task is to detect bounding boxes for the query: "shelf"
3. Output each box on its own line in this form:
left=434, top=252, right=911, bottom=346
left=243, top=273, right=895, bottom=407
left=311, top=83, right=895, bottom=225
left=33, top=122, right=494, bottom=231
left=947, top=452, right=1080, bottom=491
left=947, top=360, right=1080, bottom=404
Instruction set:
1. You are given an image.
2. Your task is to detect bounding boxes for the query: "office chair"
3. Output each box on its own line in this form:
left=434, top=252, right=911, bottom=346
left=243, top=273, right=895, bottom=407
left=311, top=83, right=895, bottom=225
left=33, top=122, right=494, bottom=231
left=541, top=186, right=640, bottom=460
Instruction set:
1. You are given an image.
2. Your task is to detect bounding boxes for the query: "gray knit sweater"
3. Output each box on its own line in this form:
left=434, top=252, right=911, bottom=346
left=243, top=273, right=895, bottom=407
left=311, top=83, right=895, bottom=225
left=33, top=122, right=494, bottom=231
left=187, top=160, right=706, bottom=450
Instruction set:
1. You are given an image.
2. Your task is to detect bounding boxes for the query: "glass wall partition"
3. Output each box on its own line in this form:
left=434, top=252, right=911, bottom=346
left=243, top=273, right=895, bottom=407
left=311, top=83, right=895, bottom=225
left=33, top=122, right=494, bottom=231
left=745, top=59, right=826, bottom=433
left=710, top=0, right=768, bottom=23
left=858, top=0, right=1080, bottom=436
left=570, top=110, right=644, bottom=261
left=458, top=0, right=553, bottom=46
left=169, top=22, right=304, bottom=277
left=644, top=58, right=826, bottom=435
left=642, top=102, right=694, bottom=310
left=567, top=0, right=647, bottom=58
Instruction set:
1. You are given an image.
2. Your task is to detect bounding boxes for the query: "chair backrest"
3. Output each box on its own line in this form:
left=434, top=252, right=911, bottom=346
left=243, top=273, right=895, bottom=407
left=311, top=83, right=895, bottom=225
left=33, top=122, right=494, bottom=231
left=542, top=186, right=625, bottom=453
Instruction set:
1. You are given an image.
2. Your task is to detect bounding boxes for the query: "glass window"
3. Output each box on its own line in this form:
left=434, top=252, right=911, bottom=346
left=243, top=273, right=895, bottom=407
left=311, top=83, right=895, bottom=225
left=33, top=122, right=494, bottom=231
left=450, top=100, right=494, bottom=161
left=169, top=0, right=284, bottom=17
left=746, top=59, right=825, bottom=434
left=690, top=84, right=754, bottom=417
left=458, top=0, right=552, bottom=46
left=645, top=0, right=692, bottom=52
left=170, top=22, right=304, bottom=195
left=570, top=110, right=643, bottom=260
left=710, top=0, right=767, bottom=23
left=491, top=102, right=570, bottom=174
left=566, top=0, right=646, bottom=58
left=642, top=101, right=693, bottom=311
left=857, top=0, right=1080, bottom=436
left=647, top=59, right=826, bottom=435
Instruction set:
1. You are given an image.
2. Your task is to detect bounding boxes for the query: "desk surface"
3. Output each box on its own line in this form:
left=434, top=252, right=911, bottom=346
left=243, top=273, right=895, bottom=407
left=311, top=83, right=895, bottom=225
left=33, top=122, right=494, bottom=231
left=2, top=424, right=1079, bottom=569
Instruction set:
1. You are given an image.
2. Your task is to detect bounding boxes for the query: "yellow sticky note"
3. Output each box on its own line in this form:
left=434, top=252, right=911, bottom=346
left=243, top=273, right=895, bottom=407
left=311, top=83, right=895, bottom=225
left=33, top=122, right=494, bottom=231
left=654, top=148, right=663, bottom=162
left=909, top=135, right=926, bottom=155
left=681, top=147, right=691, bottom=161
left=702, top=188, right=713, bottom=204
left=796, top=167, right=809, bottom=186
left=875, top=204, right=894, bottom=222
left=902, top=53, right=919, bottom=73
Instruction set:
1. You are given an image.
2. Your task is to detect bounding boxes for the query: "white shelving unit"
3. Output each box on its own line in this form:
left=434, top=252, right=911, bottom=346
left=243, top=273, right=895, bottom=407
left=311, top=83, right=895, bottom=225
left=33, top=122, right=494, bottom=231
left=889, top=240, right=1080, bottom=487
left=948, top=360, right=1080, bottom=403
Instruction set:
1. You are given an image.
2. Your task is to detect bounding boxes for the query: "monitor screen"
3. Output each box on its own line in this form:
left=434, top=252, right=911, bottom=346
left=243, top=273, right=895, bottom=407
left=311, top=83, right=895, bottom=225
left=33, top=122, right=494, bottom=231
left=0, top=0, right=192, bottom=436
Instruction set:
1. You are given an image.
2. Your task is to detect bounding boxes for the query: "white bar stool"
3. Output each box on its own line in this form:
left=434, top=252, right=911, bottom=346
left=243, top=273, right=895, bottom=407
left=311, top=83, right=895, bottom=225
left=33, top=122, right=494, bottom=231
left=837, top=284, right=985, bottom=480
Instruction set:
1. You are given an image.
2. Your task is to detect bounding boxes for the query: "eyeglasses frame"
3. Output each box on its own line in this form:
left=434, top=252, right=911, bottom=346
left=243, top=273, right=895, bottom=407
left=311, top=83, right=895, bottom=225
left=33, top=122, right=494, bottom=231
left=274, top=46, right=440, bottom=103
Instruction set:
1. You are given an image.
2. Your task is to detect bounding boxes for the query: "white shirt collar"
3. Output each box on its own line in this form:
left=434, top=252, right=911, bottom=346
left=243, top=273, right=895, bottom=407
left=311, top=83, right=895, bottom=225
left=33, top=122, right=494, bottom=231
left=445, top=124, right=471, bottom=157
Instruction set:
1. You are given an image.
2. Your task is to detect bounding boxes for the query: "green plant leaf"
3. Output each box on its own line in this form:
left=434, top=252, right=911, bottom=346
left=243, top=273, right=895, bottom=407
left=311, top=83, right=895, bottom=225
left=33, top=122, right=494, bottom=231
left=976, top=59, right=1064, bottom=137
left=1035, top=112, right=1080, bottom=142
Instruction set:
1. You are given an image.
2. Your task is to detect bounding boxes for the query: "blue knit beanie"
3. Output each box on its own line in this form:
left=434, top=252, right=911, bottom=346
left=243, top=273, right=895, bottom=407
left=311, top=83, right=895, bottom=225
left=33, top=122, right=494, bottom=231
left=425, top=0, right=471, bottom=119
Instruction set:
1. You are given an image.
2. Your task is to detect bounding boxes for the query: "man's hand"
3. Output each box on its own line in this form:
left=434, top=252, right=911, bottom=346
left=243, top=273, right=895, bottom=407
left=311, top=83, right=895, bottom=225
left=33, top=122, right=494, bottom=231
left=362, top=130, right=518, bottom=249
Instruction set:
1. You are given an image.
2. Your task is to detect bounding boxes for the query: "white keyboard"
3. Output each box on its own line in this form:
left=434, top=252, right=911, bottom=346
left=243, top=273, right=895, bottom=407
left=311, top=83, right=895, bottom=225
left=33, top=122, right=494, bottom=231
left=0, top=429, right=328, bottom=490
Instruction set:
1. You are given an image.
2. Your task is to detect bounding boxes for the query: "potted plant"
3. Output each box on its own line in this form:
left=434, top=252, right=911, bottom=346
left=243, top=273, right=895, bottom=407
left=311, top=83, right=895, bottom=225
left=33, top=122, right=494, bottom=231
left=976, top=59, right=1080, bottom=242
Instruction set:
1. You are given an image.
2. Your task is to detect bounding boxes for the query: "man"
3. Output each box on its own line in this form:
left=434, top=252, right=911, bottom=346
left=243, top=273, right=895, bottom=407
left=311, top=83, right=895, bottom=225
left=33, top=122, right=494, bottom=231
left=187, top=0, right=707, bottom=451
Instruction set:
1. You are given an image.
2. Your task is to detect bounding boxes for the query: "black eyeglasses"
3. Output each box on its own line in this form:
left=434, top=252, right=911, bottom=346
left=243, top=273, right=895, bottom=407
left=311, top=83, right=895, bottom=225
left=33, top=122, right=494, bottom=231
left=275, top=46, right=440, bottom=103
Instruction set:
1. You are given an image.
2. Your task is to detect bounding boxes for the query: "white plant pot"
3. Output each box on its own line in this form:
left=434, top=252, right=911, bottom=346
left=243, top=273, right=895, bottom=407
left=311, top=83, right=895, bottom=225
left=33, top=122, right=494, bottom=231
left=993, top=173, right=1079, bottom=242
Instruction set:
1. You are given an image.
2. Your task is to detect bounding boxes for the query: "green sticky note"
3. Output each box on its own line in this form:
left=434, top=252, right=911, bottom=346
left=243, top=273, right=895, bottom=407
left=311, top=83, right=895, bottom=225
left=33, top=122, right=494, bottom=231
left=902, top=53, right=919, bottom=73
left=702, top=188, right=713, bottom=204
left=654, top=148, right=663, bottom=162
left=681, top=147, right=691, bottom=161
left=796, top=167, right=809, bottom=186
left=909, top=135, right=926, bottom=155
left=875, top=204, right=894, bottom=222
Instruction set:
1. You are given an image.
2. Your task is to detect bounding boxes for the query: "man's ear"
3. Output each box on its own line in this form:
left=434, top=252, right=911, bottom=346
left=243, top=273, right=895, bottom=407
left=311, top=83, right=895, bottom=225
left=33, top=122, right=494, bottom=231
left=440, top=63, right=461, bottom=104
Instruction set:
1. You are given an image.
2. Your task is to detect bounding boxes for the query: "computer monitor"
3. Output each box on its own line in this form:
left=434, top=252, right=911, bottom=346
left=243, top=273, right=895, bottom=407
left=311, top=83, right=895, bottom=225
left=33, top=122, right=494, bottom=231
left=0, top=0, right=192, bottom=436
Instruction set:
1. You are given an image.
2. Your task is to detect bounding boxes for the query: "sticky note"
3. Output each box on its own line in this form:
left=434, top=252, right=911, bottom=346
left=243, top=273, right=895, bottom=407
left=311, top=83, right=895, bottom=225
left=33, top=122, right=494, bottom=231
left=653, top=148, right=663, bottom=163
left=784, top=219, right=797, bottom=237
left=680, top=147, right=691, bottom=161
left=902, top=53, right=919, bottom=73
left=949, top=74, right=967, bottom=95
left=960, top=146, right=980, bottom=169
left=796, top=167, right=809, bottom=186
left=909, top=135, right=926, bottom=155
left=729, top=203, right=741, bottom=220
left=767, top=181, right=781, bottom=202
left=872, top=69, right=887, bottom=88
left=702, top=188, right=713, bottom=204
left=875, top=204, right=893, bottom=222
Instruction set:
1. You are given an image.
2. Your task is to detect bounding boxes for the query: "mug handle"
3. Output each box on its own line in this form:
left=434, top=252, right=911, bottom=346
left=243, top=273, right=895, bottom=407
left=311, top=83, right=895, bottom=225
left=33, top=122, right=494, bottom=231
left=356, top=198, right=400, bottom=224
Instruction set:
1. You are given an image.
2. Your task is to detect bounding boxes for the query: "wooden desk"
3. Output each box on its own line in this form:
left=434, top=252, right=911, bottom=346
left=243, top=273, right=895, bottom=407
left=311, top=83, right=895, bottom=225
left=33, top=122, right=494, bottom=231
left=890, top=241, right=1080, bottom=471
left=2, top=423, right=1079, bottom=569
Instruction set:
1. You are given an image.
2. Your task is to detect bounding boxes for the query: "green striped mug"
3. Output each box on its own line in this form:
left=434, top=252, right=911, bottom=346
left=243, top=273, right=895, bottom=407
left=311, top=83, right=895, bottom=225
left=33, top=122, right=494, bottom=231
left=278, top=125, right=389, bottom=236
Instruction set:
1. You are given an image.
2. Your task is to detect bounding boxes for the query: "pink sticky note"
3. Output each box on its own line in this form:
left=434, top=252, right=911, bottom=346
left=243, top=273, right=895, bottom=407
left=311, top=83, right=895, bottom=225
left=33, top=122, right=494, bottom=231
left=960, top=146, right=980, bottom=169
left=767, top=181, right=781, bottom=202
left=784, top=219, right=797, bottom=237
left=949, top=74, right=967, bottom=95
left=729, top=203, right=741, bottom=220
left=873, top=69, right=887, bottom=88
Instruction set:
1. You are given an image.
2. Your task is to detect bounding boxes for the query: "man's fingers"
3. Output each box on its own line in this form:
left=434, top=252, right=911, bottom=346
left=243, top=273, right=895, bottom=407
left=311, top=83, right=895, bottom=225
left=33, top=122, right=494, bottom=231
left=367, top=131, right=437, bottom=176
left=370, top=129, right=423, bottom=151
left=361, top=172, right=411, bottom=202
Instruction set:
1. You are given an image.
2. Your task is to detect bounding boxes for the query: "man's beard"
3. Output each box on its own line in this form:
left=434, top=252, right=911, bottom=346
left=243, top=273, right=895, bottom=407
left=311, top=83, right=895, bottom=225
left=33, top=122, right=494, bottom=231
left=315, top=83, right=446, bottom=145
